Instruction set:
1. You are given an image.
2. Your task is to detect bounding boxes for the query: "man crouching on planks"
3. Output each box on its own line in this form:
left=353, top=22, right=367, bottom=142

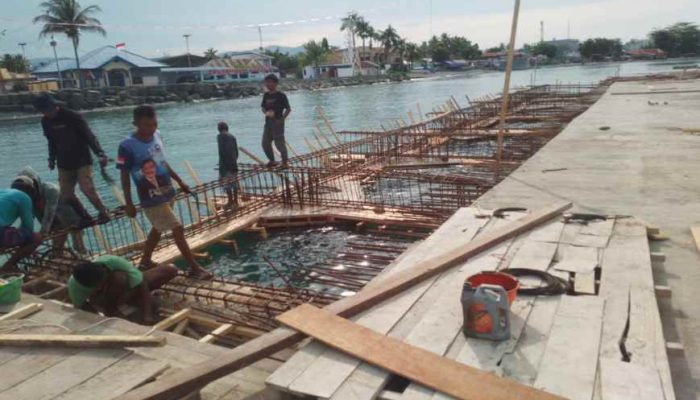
left=68, top=255, right=178, bottom=324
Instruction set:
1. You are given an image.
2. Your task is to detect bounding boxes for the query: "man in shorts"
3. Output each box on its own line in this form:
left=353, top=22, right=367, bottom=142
left=0, top=187, right=42, bottom=272
left=117, top=105, right=212, bottom=279
left=216, top=122, right=239, bottom=208
left=35, top=94, right=110, bottom=224
left=67, top=255, right=178, bottom=324
left=11, top=166, right=85, bottom=253
left=260, top=74, right=291, bottom=167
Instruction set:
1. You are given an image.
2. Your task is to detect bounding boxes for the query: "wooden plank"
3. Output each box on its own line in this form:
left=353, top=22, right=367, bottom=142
left=152, top=308, right=192, bottom=331
left=53, top=353, right=170, bottom=400
left=199, top=323, right=235, bottom=344
left=509, top=240, right=558, bottom=270
left=271, top=208, right=489, bottom=396
left=278, top=304, right=564, bottom=400
left=116, top=202, right=572, bottom=400
left=555, top=244, right=599, bottom=273
left=533, top=296, right=605, bottom=400
left=0, top=334, right=166, bottom=348
left=574, top=271, right=596, bottom=294
left=600, top=358, right=664, bottom=400
left=0, top=348, right=131, bottom=400
left=0, top=303, right=43, bottom=321
left=690, top=226, right=700, bottom=254
left=0, top=347, right=81, bottom=392
left=360, top=218, right=518, bottom=400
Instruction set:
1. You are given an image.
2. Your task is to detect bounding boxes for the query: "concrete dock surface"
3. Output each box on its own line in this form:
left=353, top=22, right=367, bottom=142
left=476, top=77, right=700, bottom=399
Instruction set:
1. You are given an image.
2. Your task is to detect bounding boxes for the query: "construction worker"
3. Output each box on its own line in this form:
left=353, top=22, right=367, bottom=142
left=34, top=94, right=111, bottom=224
left=68, top=255, right=178, bottom=324
left=0, top=186, right=41, bottom=273
left=11, top=166, right=86, bottom=253
left=260, top=74, right=291, bottom=167
left=217, top=121, right=239, bottom=208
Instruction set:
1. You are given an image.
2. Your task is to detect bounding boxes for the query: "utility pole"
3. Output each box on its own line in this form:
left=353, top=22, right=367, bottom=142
left=496, top=0, right=522, bottom=174
left=18, top=42, right=27, bottom=58
left=258, top=26, right=263, bottom=51
left=429, top=0, right=433, bottom=38
left=50, top=36, right=63, bottom=89
left=540, top=21, right=544, bottom=42
left=183, top=34, right=192, bottom=67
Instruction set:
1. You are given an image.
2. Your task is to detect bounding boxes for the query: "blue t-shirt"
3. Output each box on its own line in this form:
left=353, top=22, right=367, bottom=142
left=0, top=189, right=34, bottom=231
left=116, top=131, right=175, bottom=208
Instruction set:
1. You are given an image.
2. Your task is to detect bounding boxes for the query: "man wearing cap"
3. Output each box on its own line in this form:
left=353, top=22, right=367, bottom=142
left=12, top=166, right=85, bottom=253
left=35, top=94, right=110, bottom=224
left=260, top=74, right=291, bottom=167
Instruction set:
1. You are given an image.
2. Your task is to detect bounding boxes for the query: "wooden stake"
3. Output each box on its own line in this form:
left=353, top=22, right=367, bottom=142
left=115, top=202, right=571, bottom=400
left=304, top=137, right=319, bottom=152
left=111, top=186, right=146, bottom=241
left=0, top=334, right=166, bottom=348
left=183, top=160, right=216, bottom=216
left=152, top=308, right=192, bottom=332
left=239, top=146, right=265, bottom=165
left=496, top=0, right=522, bottom=169
left=0, top=303, right=43, bottom=321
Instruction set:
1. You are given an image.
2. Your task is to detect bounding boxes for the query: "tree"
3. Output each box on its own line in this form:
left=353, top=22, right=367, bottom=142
left=204, top=48, right=218, bottom=60
left=302, top=39, right=331, bottom=67
left=1, top=53, right=29, bottom=73
left=355, top=18, right=372, bottom=53
left=530, top=42, right=558, bottom=59
left=650, top=22, right=700, bottom=57
left=264, top=49, right=300, bottom=77
left=486, top=43, right=506, bottom=53
left=378, top=25, right=401, bottom=65
left=34, top=0, right=106, bottom=89
left=579, top=38, right=623, bottom=60
left=404, top=42, right=420, bottom=69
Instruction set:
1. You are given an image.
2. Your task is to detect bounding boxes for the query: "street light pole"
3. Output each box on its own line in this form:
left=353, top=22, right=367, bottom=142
left=50, top=36, right=63, bottom=89
left=183, top=34, right=192, bottom=67
left=258, top=26, right=263, bottom=51
left=18, top=42, right=27, bottom=72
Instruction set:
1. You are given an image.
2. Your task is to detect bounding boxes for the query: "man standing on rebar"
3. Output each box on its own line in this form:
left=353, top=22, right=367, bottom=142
left=260, top=74, right=291, bottom=167
left=35, top=95, right=111, bottom=225
left=216, top=122, right=239, bottom=208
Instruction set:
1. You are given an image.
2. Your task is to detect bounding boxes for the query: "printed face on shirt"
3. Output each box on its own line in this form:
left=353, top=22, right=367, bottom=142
left=141, top=159, right=157, bottom=180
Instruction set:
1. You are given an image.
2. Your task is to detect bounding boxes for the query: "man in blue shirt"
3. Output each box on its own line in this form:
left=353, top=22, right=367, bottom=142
left=117, top=105, right=212, bottom=279
left=0, top=188, right=41, bottom=272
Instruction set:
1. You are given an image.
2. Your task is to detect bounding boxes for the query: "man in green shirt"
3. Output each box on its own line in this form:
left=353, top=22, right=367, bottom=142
left=68, top=255, right=178, bottom=324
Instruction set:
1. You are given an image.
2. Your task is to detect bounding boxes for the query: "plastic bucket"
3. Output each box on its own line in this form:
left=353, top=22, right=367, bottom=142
left=0, top=274, right=24, bottom=305
left=465, top=271, right=519, bottom=304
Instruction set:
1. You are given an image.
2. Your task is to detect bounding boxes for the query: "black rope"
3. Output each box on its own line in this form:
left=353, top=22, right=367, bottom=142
left=506, top=268, right=570, bottom=296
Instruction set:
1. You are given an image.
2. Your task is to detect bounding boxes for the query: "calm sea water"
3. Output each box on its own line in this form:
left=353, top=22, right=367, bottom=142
left=0, top=59, right=696, bottom=210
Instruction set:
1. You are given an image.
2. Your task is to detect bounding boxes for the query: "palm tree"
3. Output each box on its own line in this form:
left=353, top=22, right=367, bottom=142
left=355, top=18, right=371, bottom=54
left=34, top=0, right=106, bottom=89
left=378, top=25, right=401, bottom=66
left=340, top=11, right=361, bottom=73
left=404, top=42, right=420, bottom=69
left=302, top=40, right=331, bottom=68
left=204, top=47, right=218, bottom=60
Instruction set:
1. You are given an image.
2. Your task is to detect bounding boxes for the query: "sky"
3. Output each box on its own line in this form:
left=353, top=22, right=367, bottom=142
left=1, top=0, right=699, bottom=59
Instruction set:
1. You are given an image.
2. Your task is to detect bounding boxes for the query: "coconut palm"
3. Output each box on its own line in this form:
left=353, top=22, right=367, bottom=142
left=340, top=11, right=362, bottom=72
left=404, top=42, right=420, bottom=69
left=378, top=25, right=401, bottom=65
left=355, top=18, right=371, bottom=53
left=204, top=47, right=218, bottom=60
left=302, top=39, right=331, bottom=68
left=34, top=0, right=106, bottom=89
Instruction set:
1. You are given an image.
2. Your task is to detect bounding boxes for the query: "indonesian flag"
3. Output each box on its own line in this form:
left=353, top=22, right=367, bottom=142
left=116, top=42, right=126, bottom=51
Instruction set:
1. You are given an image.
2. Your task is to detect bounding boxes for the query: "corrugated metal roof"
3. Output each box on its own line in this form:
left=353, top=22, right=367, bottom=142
left=33, top=46, right=165, bottom=73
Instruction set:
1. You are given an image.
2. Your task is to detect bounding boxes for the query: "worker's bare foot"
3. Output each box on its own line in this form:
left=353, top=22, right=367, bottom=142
left=188, top=265, right=214, bottom=280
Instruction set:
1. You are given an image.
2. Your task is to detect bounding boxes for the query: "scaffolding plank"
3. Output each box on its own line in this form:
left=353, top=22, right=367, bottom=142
left=533, top=296, right=605, bottom=400
left=337, top=217, right=516, bottom=400
left=277, top=208, right=489, bottom=398
left=599, top=358, right=664, bottom=400
left=278, top=304, right=564, bottom=400
left=117, top=202, right=572, bottom=400
left=54, top=353, right=169, bottom=400
left=0, top=348, right=131, bottom=400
